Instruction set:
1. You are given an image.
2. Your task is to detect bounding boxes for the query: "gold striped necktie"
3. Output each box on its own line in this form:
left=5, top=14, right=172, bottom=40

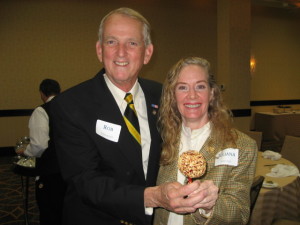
left=123, top=93, right=141, bottom=145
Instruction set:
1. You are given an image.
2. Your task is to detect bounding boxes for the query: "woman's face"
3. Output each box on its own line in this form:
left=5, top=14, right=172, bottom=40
left=175, top=65, right=213, bottom=130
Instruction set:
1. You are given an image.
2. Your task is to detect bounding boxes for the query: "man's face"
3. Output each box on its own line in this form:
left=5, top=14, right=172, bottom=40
left=96, top=14, right=153, bottom=91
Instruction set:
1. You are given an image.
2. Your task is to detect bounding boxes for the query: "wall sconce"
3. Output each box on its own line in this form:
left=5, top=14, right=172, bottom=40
left=250, top=56, right=256, bottom=74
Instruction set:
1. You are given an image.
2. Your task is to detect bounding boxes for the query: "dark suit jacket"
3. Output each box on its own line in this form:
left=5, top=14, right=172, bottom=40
left=34, top=101, right=67, bottom=225
left=50, top=69, right=162, bottom=225
left=36, top=102, right=60, bottom=176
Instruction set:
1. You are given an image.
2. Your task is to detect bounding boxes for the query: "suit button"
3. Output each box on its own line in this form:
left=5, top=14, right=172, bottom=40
left=38, top=183, right=44, bottom=189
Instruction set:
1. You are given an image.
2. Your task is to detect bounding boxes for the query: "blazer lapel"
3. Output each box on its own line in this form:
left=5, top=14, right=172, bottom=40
left=93, top=72, right=145, bottom=182
left=139, top=79, right=162, bottom=185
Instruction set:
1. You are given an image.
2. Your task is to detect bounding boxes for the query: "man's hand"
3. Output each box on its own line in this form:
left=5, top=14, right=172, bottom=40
left=144, top=180, right=218, bottom=214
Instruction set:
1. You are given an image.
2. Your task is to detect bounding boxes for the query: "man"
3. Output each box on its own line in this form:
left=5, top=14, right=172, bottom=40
left=51, top=8, right=216, bottom=225
left=16, top=79, right=66, bottom=225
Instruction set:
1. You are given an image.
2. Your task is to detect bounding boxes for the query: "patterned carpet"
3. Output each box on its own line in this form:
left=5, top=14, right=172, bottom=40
left=0, top=156, right=39, bottom=225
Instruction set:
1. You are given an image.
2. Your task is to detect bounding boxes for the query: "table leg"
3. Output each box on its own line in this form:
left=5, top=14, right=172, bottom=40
left=20, top=176, right=30, bottom=225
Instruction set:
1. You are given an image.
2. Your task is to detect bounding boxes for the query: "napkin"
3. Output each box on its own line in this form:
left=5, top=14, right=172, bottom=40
left=262, top=150, right=282, bottom=160
left=266, top=164, right=300, bottom=177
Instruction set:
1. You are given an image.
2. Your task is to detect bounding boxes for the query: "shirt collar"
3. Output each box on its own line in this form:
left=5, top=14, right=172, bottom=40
left=103, top=73, right=140, bottom=107
left=46, top=95, right=55, bottom=103
left=182, top=121, right=211, bottom=138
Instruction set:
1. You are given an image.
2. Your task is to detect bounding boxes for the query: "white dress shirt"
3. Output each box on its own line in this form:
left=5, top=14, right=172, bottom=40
left=168, top=122, right=211, bottom=225
left=103, top=74, right=151, bottom=179
left=24, top=96, right=54, bottom=157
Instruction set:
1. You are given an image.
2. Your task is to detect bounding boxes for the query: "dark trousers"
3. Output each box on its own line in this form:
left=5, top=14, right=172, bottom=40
left=35, top=173, right=66, bottom=225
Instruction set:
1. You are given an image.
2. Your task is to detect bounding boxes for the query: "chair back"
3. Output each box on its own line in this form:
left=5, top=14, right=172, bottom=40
left=245, top=131, right=263, bottom=150
left=250, top=175, right=264, bottom=214
left=281, top=135, right=300, bottom=170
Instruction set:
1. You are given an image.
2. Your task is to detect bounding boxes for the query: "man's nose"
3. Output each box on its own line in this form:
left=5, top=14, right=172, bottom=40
left=117, top=43, right=127, bottom=57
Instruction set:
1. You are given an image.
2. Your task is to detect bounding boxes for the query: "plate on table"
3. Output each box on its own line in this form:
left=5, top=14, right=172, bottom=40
left=263, top=181, right=278, bottom=188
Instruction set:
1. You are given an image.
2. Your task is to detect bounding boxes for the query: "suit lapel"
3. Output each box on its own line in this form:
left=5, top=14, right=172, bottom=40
left=200, top=136, right=218, bottom=162
left=139, top=79, right=161, bottom=184
left=93, top=72, right=145, bottom=182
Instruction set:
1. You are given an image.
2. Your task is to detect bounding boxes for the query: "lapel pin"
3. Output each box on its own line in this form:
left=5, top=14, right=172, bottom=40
left=151, top=104, right=158, bottom=109
left=151, top=104, right=158, bottom=115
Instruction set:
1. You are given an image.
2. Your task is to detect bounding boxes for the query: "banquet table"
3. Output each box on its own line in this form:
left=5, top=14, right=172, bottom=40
left=248, top=151, right=300, bottom=225
left=255, top=112, right=300, bottom=142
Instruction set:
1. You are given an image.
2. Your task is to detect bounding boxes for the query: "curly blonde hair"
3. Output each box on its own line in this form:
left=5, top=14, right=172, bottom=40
left=158, top=57, right=236, bottom=165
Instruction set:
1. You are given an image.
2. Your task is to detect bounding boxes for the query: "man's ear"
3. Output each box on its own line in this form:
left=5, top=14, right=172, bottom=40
left=96, top=41, right=103, bottom=62
left=143, top=44, right=154, bottom=65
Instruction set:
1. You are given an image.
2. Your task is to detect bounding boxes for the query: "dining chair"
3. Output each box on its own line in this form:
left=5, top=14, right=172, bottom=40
left=280, top=135, right=300, bottom=169
left=245, top=131, right=263, bottom=150
left=250, top=175, right=265, bottom=214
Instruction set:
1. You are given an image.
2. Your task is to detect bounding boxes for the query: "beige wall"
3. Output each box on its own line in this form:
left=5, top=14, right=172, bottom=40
left=1, top=0, right=299, bottom=147
left=0, top=0, right=217, bottom=110
left=251, top=6, right=300, bottom=101
left=0, top=0, right=217, bottom=147
left=249, top=5, right=300, bottom=129
left=217, top=0, right=251, bottom=132
left=0, top=117, right=29, bottom=147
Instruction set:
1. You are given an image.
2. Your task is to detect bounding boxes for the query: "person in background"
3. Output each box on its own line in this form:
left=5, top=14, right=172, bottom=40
left=16, top=78, right=66, bottom=225
left=153, top=57, right=258, bottom=225
left=50, top=8, right=210, bottom=225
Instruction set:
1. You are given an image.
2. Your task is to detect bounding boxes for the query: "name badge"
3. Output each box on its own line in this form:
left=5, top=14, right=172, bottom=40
left=96, top=119, right=121, bottom=142
left=215, top=148, right=239, bottom=166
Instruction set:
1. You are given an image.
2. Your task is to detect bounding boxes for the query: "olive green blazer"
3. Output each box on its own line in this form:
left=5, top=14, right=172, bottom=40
left=154, top=129, right=258, bottom=225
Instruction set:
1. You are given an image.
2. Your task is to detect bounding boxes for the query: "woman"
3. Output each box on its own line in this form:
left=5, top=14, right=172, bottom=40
left=154, top=57, right=257, bottom=225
